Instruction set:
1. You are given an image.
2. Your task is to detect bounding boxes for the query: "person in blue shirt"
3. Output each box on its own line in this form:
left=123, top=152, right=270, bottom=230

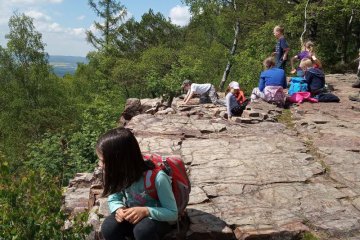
left=273, top=25, right=290, bottom=69
left=97, top=127, right=178, bottom=240
left=251, top=57, right=287, bottom=102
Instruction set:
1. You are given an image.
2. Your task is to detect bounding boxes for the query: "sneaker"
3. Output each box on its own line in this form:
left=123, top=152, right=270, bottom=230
left=349, top=92, right=360, bottom=102
left=352, top=80, right=360, bottom=88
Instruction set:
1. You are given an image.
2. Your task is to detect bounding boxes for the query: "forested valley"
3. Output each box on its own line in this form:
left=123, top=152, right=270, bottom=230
left=1, top=0, right=360, bottom=238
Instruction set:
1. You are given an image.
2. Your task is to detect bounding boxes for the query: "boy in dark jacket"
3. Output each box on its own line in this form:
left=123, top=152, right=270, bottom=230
left=300, top=59, right=325, bottom=96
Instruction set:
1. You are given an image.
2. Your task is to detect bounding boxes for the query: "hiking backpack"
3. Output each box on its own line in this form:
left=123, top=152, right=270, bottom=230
left=288, top=77, right=308, bottom=96
left=143, top=154, right=191, bottom=215
left=264, top=86, right=286, bottom=106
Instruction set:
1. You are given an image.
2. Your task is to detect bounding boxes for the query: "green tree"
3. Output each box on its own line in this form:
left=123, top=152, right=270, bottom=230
left=287, top=0, right=360, bottom=68
left=5, top=12, right=49, bottom=107
left=0, top=13, right=74, bottom=160
left=86, top=0, right=127, bottom=53
left=0, top=157, right=91, bottom=239
left=184, top=0, right=294, bottom=89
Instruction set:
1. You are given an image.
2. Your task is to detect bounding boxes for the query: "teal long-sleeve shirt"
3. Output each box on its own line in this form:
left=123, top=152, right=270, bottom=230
left=107, top=170, right=178, bottom=222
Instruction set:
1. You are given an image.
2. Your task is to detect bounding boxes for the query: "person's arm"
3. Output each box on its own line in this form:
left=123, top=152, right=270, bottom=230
left=183, top=89, right=190, bottom=103
left=281, top=38, right=290, bottom=61
left=225, top=93, right=232, bottom=119
left=258, top=74, right=265, bottom=92
left=108, top=192, right=126, bottom=213
left=283, top=48, right=290, bottom=61
left=146, top=171, right=178, bottom=222
left=290, top=55, right=298, bottom=73
left=184, top=91, right=194, bottom=104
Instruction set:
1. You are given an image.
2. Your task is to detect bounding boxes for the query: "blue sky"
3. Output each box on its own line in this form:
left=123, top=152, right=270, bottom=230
left=0, top=0, right=190, bottom=56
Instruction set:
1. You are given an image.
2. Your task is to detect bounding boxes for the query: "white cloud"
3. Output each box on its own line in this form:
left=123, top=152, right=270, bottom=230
left=77, top=15, right=85, bottom=21
left=169, top=5, right=191, bottom=27
left=48, top=22, right=62, bottom=32
left=25, top=10, right=51, bottom=21
left=10, top=0, right=63, bottom=4
left=0, top=5, right=91, bottom=56
left=68, top=27, right=86, bottom=37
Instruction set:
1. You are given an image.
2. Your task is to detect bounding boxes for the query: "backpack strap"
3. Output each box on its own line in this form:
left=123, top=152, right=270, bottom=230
left=143, top=154, right=163, bottom=200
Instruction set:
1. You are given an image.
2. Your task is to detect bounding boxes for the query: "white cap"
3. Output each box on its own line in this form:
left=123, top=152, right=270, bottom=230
left=229, top=81, right=240, bottom=89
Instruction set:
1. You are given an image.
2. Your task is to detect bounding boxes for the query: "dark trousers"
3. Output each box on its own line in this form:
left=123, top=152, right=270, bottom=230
left=231, top=99, right=249, bottom=116
left=101, top=213, right=172, bottom=240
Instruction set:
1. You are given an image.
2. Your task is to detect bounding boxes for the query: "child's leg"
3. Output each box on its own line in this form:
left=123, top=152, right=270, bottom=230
left=208, top=85, right=219, bottom=103
left=251, top=88, right=265, bottom=101
left=101, top=213, right=133, bottom=240
left=133, top=217, right=172, bottom=240
left=231, top=105, right=244, bottom=116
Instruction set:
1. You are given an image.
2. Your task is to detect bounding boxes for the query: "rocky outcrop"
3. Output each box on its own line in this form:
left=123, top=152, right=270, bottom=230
left=64, top=74, right=360, bottom=240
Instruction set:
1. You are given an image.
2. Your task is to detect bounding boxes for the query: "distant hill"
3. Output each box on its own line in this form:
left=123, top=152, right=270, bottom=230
left=49, top=55, right=88, bottom=77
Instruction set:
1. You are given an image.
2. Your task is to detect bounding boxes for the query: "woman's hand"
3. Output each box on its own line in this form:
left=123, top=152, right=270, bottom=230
left=123, top=207, right=149, bottom=224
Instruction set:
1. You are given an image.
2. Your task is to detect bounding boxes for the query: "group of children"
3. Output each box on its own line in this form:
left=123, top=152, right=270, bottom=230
left=96, top=25, right=358, bottom=240
left=181, top=25, right=327, bottom=120
left=251, top=25, right=326, bottom=104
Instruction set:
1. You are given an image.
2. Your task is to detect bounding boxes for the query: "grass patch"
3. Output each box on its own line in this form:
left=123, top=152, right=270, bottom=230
left=303, top=138, right=330, bottom=174
left=302, top=232, right=320, bottom=240
left=276, top=109, right=295, bottom=129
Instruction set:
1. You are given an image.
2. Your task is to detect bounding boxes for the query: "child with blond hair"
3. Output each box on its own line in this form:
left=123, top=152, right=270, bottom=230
left=290, top=41, right=319, bottom=75
left=273, top=25, right=290, bottom=69
left=300, top=59, right=325, bottom=96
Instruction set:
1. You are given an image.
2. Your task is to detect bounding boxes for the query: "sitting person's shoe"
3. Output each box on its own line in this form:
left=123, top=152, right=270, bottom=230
left=349, top=92, right=360, bottom=102
left=352, top=80, right=360, bottom=88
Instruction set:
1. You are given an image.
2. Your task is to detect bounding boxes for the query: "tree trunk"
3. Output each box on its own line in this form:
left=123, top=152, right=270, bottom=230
left=341, top=9, right=354, bottom=64
left=300, top=0, right=310, bottom=45
left=219, top=18, right=240, bottom=90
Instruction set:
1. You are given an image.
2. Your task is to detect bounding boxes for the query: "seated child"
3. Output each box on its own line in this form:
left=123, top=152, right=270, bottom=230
left=182, top=79, right=223, bottom=105
left=251, top=57, right=287, bottom=103
left=225, top=81, right=249, bottom=120
left=291, top=41, right=322, bottom=76
left=98, top=128, right=178, bottom=240
left=299, top=59, right=325, bottom=96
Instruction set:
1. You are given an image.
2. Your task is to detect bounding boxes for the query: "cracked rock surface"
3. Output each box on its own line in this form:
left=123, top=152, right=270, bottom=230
left=64, top=74, right=360, bottom=240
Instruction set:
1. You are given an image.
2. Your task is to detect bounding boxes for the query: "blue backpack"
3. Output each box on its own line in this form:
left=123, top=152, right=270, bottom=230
left=288, top=77, right=308, bottom=96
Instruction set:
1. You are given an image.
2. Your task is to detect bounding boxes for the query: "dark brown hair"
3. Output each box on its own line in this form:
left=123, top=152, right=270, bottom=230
left=96, top=127, right=151, bottom=196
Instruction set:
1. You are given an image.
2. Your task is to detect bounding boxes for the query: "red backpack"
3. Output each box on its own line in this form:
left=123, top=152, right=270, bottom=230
left=143, top=154, right=191, bottom=215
